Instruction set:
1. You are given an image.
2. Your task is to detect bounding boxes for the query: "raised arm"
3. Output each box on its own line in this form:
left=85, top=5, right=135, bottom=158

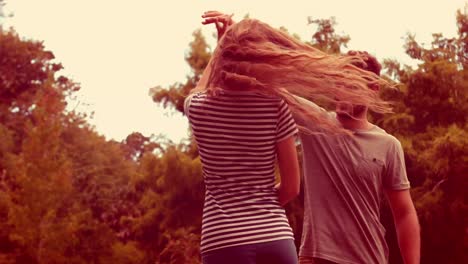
left=192, top=11, right=235, bottom=92
left=385, top=189, right=420, bottom=264
left=192, top=58, right=213, bottom=92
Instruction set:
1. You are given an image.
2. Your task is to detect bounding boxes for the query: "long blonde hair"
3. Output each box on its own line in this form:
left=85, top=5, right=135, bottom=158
left=202, top=19, right=392, bottom=132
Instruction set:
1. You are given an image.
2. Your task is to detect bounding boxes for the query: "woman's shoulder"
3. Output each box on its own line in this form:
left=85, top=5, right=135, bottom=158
left=183, top=92, right=206, bottom=116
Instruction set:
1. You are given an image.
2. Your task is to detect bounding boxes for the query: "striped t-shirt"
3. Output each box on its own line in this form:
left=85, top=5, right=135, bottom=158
left=184, top=90, right=298, bottom=254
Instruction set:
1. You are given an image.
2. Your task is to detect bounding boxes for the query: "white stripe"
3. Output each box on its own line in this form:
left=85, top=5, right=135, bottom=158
left=202, top=208, right=286, bottom=223
left=204, top=203, right=281, bottom=217
left=189, top=112, right=277, bottom=124
left=199, top=148, right=275, bottom=158
left=202, top=162, right=273, bottom=172
left=202, top=168, right=275, bottom=178
left=201, top=159, right=274, bottom=167
left=205, top=183, right=273, bottom=193
left=204, top=196, right=277, bottom=213
left=191, top=98, right=279, bottom=107
left=190, top=101, right=278, bottom=112
left=204, top=183, right=275, bottom=193
left=195, top=137, right=274, bottom=146
left=200, top=140, right=275, bottom=152
left=205, top=177, right=274, bottom=187
left=278, top=118, right=296, bottom=130
left=191, top=123, right=275, bottom=136
left=194, top=130, right=275, bottom=141
left=202, top=217, right=288, bottom=233
left=205, top=190, right=274, bottom=201
left=192, top=94, right=278, bottom=101
left=205, top=174, right=273, bottom=183
left=202, top=221, right=291, bottom=239
left=190, top=108, right=278, bottom=118
left=204, top=191, right=276, bottom=207
left=202, top=212, right=288, bottom=228
left=204, top=178, right=273, bottom=187
left=190, top=119, right=275, bottom=130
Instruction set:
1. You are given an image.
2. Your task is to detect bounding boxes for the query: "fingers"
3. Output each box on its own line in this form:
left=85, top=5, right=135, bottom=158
left=201, top=15, right=233, bottom=26
left=201, top=10, right=234, bottom=25
left=215, top=21, right=222, bottom=34
left=226, top=13, right=234, bottom=25
left=201, top=10, right=235, bottom=41
left=202, top=10, right=224, bottom=18
left=201, top=14, right=229, bottom=22
left=201, top=17, right=220, bottom=25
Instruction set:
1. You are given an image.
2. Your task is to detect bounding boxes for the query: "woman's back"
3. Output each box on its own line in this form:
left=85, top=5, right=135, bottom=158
left=184, top=90, right=297, bottom=254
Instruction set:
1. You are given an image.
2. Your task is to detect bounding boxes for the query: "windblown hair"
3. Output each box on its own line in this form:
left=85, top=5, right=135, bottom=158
left=201, top=19, right=392, bottom=133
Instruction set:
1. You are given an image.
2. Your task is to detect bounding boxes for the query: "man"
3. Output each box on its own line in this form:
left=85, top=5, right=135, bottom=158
left=294, top=51, right=420, bottom=264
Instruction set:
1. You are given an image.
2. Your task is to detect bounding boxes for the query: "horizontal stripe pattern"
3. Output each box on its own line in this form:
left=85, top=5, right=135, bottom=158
left=185, top=91, right=298, bottom=254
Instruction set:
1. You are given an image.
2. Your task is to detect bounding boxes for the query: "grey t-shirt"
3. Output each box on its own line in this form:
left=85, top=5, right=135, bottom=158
left=294, top=96, right=410, bottom=264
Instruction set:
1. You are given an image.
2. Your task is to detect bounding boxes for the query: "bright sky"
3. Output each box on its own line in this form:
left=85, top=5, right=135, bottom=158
left=3, top=0, right=466, bottom=143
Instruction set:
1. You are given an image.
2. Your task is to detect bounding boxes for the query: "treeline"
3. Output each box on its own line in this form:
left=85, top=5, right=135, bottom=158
left=0, top=8, right=467, bottom=264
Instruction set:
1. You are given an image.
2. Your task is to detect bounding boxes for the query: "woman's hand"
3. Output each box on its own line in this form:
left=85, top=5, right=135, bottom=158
left=202, top=11, right=235, bottom=41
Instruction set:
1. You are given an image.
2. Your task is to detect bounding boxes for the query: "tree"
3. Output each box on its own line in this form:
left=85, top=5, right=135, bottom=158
left=307, top=17, right=350, bottom=54
left=0, top=25, right=139, bottom=264
left=0, top=27, right=82, bottom=263
left=375, top=8, right=468, bottom=264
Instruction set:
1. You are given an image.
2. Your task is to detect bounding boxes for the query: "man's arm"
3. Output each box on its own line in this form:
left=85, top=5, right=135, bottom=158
left=385, top=189, right=420, bottom=264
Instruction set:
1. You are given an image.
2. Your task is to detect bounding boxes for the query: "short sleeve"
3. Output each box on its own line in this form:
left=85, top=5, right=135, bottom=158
left=276, top=99, right=298, bottom=142
left=383, top=139, right=411, bottom=190
left=183, top=93, right=196, bottom=117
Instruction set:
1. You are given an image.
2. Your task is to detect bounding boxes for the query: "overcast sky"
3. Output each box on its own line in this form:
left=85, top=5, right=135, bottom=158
left=3, top=0, right=466, bottom=142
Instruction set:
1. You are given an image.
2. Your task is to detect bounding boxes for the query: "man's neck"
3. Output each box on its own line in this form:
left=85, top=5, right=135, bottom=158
left=337, top=115, right=374, bottom=131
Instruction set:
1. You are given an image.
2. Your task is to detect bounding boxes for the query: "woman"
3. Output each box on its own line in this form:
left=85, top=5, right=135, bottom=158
left=185, top=12, right=392, bottom=264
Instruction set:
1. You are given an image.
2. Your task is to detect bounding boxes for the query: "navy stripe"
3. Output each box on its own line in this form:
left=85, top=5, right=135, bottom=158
left=195, top=137, right=275, bottom=147
left=201, top=232, right=294, bottom=249
left=202, top=211, right=289, bottom=229
left=201, top=224, right=292, bottom=242
left=189, top=108, right=278, bottom=120
left=191, top=126, right=276, bottom=137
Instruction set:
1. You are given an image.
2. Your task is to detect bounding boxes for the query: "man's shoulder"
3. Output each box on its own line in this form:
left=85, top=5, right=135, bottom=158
left=371, top=125, right=403, bottom=150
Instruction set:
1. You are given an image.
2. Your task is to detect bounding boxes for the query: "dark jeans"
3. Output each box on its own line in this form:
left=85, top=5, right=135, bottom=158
left=202, top=239, right=298, bottom=264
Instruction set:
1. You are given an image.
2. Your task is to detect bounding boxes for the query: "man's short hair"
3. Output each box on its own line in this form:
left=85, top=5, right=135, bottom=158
left=347, top=50, right=381, bottom=76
